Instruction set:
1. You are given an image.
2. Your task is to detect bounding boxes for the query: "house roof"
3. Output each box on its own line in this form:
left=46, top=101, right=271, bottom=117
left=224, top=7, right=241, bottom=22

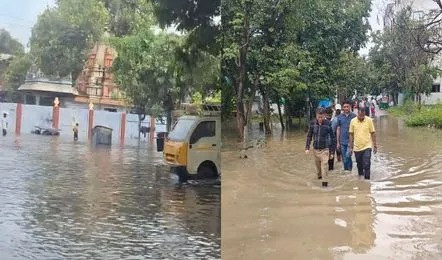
left=18, top=81, right=79, bottom=95
left=74, top=95, right=125, bottom=107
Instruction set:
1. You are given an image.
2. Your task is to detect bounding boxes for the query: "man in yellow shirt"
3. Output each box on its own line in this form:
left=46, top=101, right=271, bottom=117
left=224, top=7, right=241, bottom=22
left=349, top=108, right=377, bottom=180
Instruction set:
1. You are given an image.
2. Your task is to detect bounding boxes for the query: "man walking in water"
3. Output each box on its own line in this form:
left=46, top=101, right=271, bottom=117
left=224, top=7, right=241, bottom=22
left=305, top=108, right=336, bottom=187
left=349, top=108, right=377, bottom=180
left=337, top=101, right=356, bottom=172
left=1, top=112, right=8, bottom=136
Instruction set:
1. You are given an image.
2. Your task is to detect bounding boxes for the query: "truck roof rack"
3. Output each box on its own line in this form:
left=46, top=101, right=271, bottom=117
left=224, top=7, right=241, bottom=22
left=176, top=103, right=221, bottom=117
left=201, top=103, right=221, bottom=116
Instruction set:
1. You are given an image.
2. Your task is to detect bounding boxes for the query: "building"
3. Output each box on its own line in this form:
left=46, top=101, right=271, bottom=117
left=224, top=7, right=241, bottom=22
left=74, top=29, right=125, bottom=112
left=384, top=0, right=442, bottom=105
left=18, top=72, right=78, bottom=106
left=18, top=30, right=126, bottom=110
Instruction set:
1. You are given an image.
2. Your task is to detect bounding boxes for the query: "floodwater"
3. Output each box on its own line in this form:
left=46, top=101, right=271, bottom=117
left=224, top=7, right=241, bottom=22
left=0, top=136, right=220, bottom=259
left=222, top=115, right=442, bottom=259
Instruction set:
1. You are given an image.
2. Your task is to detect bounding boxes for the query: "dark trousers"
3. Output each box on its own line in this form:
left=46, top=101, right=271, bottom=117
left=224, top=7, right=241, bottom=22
left=354, top=148, right=372, bottom=179
left=328, top=158, right=334, bottom=170
left=2, top=129, right=6, bottom=136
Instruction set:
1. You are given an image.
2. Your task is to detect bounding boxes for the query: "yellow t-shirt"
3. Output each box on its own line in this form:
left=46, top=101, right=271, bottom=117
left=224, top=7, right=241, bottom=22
left=349, top=117, right=375, bottom=152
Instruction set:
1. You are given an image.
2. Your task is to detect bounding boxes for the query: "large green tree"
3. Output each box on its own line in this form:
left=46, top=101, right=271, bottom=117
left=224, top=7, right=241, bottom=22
left=101, top=0, right=155, bottom=36
left=31, top=0, right=108, bottom=81
left=368, top=8, right=438, bottom=107
left=152, top=0, right=221, bottom=54
left=112, top=30, right=182, bottom=131
left=221, top=0, right=371, bottom=140
left=3, top=54, right=32, bottom=91
left=0, top=29, right=24, bottom=55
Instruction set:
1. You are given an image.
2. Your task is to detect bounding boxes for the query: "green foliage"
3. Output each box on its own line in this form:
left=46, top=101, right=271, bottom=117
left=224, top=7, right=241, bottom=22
left=112, top=29, right=181, bottom=114
left=3, top=54, right=32, bottom=90
left=221, top=0, right=371, bottom=124
left=100, top=0, right=156, bottom=36
left=368, top=8, right=438, bottom=104
left=389, top=102, right=442, bottom=128
left=31, top=0, right=109, bottom=79
left=0, top=29, right=24, bottom=55
left=152, top=0, right=221, bottom=54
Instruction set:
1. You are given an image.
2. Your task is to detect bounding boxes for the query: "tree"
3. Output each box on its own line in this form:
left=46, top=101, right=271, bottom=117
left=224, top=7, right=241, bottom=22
left=100, top=0, right=156, bottom=36
left=221, top=0, right=371, bottom=140
left=30, top=0, right=108, bottom=81
left=411, top=0, right=442, bottom=54
left=3, top=54, right=32, bottom=90
left=112, top=30, right=182, bottom=132
left=152, top=0, right=221, bottom=54
left=0, top=29, right=24, bottom=55
left=369, top=9, right=438, bottom=107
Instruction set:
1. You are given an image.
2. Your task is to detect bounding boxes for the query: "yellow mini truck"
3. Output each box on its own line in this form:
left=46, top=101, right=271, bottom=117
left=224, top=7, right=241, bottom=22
left=160, top=104, right=221, bottom=182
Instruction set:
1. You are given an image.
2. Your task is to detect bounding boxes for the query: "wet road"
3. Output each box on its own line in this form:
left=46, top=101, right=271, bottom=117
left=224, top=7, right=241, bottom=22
left=0, top=136, right=220, bottom=259
left=222, top=115, right=442, bottom=259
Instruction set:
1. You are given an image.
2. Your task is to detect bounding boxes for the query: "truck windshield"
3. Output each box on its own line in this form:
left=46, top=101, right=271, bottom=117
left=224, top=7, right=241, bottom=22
left=168, top=119, right=195, bottom=141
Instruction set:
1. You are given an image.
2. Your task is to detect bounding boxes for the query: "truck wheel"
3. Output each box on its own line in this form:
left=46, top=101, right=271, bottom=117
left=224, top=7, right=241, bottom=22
left=197, top=165, right=217, bottom=179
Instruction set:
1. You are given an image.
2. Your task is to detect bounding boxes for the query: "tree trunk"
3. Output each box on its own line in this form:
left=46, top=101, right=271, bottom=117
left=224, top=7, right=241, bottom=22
left=235, top=7, right=250, bottom=142
left=276, top=99, right=284, bottom=130
left=305, top=95, right=311, bottom=131
left=259, top=85, right=272, bottom=135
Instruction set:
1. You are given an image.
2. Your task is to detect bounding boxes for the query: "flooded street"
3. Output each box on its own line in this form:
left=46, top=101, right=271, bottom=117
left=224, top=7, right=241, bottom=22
left=222, top=115, right=442, bottom=259
left=0, top=136, right=220, bottom=259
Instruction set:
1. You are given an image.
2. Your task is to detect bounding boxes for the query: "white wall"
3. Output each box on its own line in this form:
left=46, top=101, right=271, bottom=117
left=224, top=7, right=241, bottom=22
left=421, top=93, right=442, bottom=105
left=0, top=102, right=168, bottom=145
left=0, top=103, right=17, bottom=133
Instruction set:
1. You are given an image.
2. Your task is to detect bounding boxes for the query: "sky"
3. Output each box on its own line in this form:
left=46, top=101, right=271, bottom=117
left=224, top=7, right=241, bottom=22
left=0, top=0, right=55, bottom=48
left=360, top=0, right=391, bottom=56
left=0, top=0, right=388, bottom=54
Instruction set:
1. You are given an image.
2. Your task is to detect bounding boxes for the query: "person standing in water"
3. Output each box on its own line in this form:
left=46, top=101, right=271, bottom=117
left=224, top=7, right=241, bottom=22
left=1, top=113, right=8, bottom=136
left=331, top=105, right=342, bottom=162
left=349, top=108, right=377, bottom=180
left=305, top=108, right=336, bottom=187
left=73, top=123, right=79, bottom=141
left=337, top=101, right=357, bottom=172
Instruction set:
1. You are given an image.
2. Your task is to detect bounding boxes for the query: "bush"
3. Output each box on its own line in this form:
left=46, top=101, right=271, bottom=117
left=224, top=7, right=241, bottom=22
left=400, top=103, right=442, bottom=128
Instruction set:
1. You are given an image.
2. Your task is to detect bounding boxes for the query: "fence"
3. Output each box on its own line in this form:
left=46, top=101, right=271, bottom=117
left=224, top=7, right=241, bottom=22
left=0, top=102, right=167, bottom=145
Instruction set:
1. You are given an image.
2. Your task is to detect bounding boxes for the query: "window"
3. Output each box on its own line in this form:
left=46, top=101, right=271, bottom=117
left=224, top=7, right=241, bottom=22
left=40, top=96, right=54, bottom=106
left=168, top=119, right=195, bottom=141
left=104, top=108, right=117, bottom=112
left=190, top=121, right=216, bottom=144
left=432, top=84, right=441, bottom=93
left=25, top=95, right=36, bottom=105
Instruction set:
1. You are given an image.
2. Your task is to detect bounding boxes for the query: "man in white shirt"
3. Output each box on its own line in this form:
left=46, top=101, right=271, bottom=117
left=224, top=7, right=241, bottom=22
left=2, top=112, right=8, bottom=136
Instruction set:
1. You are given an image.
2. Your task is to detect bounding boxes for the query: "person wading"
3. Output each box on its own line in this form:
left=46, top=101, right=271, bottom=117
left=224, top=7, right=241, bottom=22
left=349, top=108, right=377, bottom=180
left=73, top=123, right=79, bottom=141
left=1, top=113, right=8, bottom=136
left=331, top=105, right=342, bottom=163
left=305, top=108, right=336, bottom=187
left=336, top=101, right=357, bottom=172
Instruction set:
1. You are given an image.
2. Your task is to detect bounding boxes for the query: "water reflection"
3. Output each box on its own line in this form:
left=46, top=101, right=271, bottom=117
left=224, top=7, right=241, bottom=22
left=222, top=115, right=442, bottom=259
left=0, top=135, right=220, bottom=259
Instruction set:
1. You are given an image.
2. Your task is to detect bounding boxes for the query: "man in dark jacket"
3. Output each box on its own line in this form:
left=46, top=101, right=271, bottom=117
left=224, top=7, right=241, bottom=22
left=305, top=107, right=336, bottom=187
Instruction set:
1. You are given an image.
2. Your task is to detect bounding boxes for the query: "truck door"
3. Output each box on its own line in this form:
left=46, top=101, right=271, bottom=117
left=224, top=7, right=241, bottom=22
left=187, top=120, right=218, bottom=174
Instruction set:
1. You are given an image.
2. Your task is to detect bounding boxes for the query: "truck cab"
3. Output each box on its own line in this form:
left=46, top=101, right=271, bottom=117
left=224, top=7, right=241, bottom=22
left=161, top=104, right=221, bottom=182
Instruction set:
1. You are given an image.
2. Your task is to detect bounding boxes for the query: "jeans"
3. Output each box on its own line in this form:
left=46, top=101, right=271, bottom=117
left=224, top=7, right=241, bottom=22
left=354, top=148, right=372, bottom=179
left=340, top=144, right=352, bottom=170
